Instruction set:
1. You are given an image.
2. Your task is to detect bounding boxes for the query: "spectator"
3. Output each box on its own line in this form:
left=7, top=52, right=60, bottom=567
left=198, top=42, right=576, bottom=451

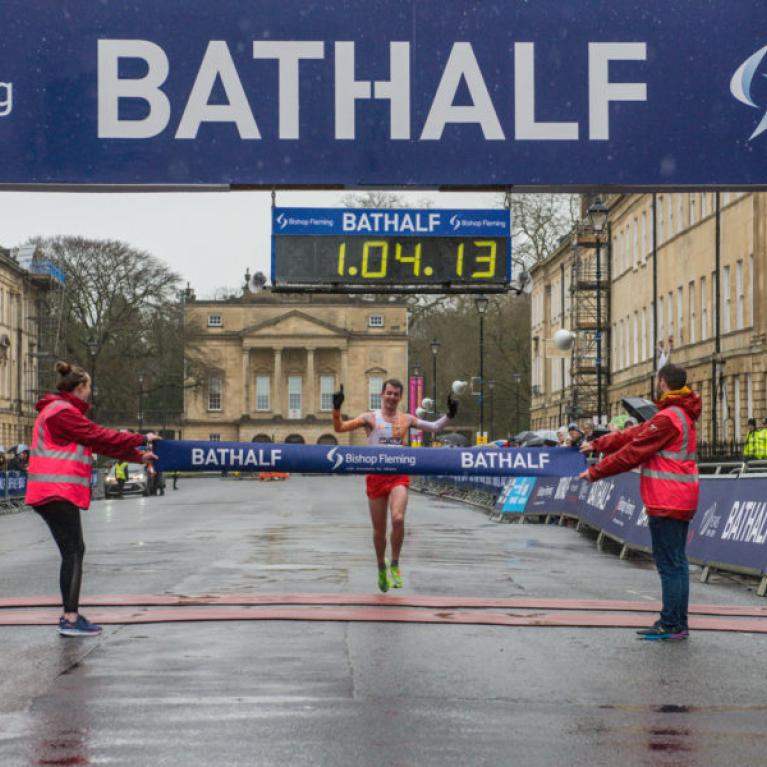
left=743, top=418, right=767, bottom=460
left=567, top=423, right=585, bottom=449
left=114, top=460, right=129, bottom=499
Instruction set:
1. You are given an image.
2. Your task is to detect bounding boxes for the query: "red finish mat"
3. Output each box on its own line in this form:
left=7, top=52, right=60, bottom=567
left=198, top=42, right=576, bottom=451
left=1, top=593, right=766, bottom=618
left=1, top=605, right=766, bottom=633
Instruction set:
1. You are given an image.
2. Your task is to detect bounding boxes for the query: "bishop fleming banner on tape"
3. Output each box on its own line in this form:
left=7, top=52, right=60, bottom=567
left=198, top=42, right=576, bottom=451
left=154, top=441, right=586, bottom=478
left=2, top=1, right=767, bottom=187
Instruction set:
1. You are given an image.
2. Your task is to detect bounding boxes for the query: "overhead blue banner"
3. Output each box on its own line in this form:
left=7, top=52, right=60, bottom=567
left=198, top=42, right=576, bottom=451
left=273, top=208, right=510, bottom=237
left=154, top=441, right=586, bottom=477
left=1, top=1, right=766, bottom=187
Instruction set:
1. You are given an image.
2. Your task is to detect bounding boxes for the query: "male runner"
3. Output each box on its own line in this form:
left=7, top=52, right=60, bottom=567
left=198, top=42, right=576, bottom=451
left=333, top=379, right=458, bottom=592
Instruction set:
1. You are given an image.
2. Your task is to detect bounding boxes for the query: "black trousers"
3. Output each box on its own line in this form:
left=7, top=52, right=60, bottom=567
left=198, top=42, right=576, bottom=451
left=35, top=501, right=85, bottom=614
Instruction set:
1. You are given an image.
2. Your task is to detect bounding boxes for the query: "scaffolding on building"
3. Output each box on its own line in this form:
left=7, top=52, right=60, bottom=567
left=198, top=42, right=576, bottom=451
left=14, top=246, right=67, bottom=401
left=568, top=226, right=611, bottom=423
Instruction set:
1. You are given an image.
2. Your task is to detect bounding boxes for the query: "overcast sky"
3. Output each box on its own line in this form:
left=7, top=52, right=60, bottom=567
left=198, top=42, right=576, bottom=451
left=0, top=189, right=501, bottom=299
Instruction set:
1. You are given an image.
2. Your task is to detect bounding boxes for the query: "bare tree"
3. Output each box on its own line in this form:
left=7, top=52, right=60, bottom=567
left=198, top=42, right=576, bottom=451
left=504, top=193, right=579, bottom=266
left=28, top=236, right=181, bottom=423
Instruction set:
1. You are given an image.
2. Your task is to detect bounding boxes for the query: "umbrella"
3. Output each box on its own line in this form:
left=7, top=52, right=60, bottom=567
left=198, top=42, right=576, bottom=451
left=436, top=432, right=469, bottom=447
left=622, top=396, right=658, bottom=423
left=513, top=431, right=536, bottom=443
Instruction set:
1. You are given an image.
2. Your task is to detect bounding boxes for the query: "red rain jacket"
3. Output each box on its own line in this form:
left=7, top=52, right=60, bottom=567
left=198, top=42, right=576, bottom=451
left=587, top=390, right=702, bottom=521
left=26, top=391, right=146, bottom=509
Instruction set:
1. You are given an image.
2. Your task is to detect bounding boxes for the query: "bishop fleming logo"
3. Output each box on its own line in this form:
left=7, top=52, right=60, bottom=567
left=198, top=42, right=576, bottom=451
left=731, top=44, right=767, bottom=140
left=326, top=446, right=343, bottom=471
left=276, top=212, right=288, bottom=229
left=449, top=214, right=461, bottom=232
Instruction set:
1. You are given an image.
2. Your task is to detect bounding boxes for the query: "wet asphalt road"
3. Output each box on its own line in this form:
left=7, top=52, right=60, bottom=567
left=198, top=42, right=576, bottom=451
left=1, top=475, right=766, bottom=766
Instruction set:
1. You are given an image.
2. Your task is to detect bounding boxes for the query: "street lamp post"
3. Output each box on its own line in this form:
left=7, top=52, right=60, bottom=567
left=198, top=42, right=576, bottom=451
left=511, top=372, right=522, bottom=435
left=429, top=338, right=440, bottom=445
left=475, top=295, right=489, bottom=442
left=138, top=371, right=145, bottom=433
left=430, top=338, right=440, bottom=410
left=588, top=198, right=609, bottom=425
left=488, top=379, right=495, bottom=441
left=410, top=363, right=421, bottom=447
left=86, top=336, right=100, bottom=415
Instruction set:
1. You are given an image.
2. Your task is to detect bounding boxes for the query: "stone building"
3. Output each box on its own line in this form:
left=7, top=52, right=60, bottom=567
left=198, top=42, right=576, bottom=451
left=0, top=246, right=56, bottom=447
left=530, top=192, right=762, bottom=449
left=183, top=288, right=409, bottom=445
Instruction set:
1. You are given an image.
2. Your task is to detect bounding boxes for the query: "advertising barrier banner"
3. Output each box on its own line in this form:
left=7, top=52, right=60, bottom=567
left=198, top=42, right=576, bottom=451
left=513, top=472, right=767, bottom=575
left=0, top=471, right=27, bottom=498
left=154, top=441, right=587, bottom=477
left=2, top=1, right=767, bottom=187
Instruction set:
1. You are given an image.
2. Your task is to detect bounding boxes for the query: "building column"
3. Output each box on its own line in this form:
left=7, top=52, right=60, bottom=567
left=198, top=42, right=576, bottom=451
left=273, top=348, right=283, bottom=416
left=242, top=349, right=251, bottom=415
left=306, top=347, right=316, bottom=416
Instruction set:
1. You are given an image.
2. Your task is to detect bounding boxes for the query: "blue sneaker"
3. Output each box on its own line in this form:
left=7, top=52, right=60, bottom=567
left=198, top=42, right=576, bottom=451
left=637, top=624, right=688, bottom=641
left=58, top=614, right=102, bottom=637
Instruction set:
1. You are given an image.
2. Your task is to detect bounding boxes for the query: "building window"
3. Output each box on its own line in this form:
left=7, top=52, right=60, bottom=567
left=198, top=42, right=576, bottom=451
left=368, top=314, right=384, bottom=328
left=721, top=379, right=729, bottom=440
left=641, top=308, right=648, bottom=361
left=689, top=194, right=696, bottom=225
left=677, top=194, right=685, bottom=234
left=667, top=194, right=673, bottom=236
left=701, top=192, right=707, bottom=218
left=208, top=376, right=223, bottom=411
left=209, top=433, right=221, bottom=442
left=689, top=281, right=696, bottom=345
left=641, top=211, right=648, bottom=260
left=736, top=259, right=744, bottom=330
left=723, top=266, right=731, bottom=333
left=734, top=377, right=742, bottom=442
left=207, top=314, right=223, bottom=327
left=750, top=254, right=755, bottom=326
left=256, top=375, right=270, bottom=411
left=288, top=375, right=302, bottom=417
left=667, top=291, right=673, bottom=343
left=658, top=295, right=665, bottom=343
left=658, top=196, right=665, bottom=242
left=369, top=376, right=383, bottom=409
left=633, top=312, right=639, bottom=365
left=320, top=374, right=335, bottom=411
left=677, top=286, right=684, bottom=345
left=700, top=276, right=708, bottom=340
left=633, top=218, right=639, bottom=267
left=747, top=373, right=753, bottom=419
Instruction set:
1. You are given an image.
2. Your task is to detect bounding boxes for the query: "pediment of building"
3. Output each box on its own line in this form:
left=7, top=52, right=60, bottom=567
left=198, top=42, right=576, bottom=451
left=242, top=310, right=348, bottom=339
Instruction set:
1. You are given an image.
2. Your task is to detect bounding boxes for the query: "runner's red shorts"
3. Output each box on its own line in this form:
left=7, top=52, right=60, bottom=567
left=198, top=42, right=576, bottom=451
left=365, top=474, right=410, bottom=499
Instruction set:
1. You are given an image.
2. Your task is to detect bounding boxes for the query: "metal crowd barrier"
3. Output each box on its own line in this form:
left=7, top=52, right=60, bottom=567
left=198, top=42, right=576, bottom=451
left=417, top=460, right=767, bottom=597
left=0, top=471, right=29, bottom=515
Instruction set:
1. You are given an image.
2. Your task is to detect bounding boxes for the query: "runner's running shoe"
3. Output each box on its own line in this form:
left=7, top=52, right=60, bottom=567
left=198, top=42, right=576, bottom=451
left=58, top=614, right=103, bottom=637
left=637, top=625, right=688, bottom=641
left=390, top=564, right=404, bottom=589
left=378, top=567, right=392, bottom=593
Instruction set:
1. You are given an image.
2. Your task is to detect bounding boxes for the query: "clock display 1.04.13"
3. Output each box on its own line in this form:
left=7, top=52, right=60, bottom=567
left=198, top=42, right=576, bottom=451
left=274, top=235, right=509, bottom=286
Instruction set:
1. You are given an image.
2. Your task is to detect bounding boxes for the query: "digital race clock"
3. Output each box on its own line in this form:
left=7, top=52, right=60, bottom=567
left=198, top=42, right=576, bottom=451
left=271, top=207, right=511, bottom=293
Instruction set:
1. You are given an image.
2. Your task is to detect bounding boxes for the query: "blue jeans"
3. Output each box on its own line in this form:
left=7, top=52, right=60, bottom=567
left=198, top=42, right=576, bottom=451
left=648, top=517, right=690, bottom=629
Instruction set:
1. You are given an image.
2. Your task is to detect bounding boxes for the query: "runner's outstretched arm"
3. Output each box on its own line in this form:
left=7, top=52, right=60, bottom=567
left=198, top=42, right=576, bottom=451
left=412, top=392, right=458, bottom=433
left=331, top=384, right=372, bottom=432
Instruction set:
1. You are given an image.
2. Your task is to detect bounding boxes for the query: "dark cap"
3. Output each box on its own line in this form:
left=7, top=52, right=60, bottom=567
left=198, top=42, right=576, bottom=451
left=567, top=422, right=583, bottom=433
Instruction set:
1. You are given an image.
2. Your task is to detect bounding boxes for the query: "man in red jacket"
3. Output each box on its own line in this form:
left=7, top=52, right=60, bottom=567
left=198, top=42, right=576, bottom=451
left=579, top=364, right=701, bottom=641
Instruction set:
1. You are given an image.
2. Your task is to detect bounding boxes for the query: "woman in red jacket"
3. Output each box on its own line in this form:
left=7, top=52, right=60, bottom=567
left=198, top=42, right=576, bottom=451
left=26, top=361, right=158, bottom=637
